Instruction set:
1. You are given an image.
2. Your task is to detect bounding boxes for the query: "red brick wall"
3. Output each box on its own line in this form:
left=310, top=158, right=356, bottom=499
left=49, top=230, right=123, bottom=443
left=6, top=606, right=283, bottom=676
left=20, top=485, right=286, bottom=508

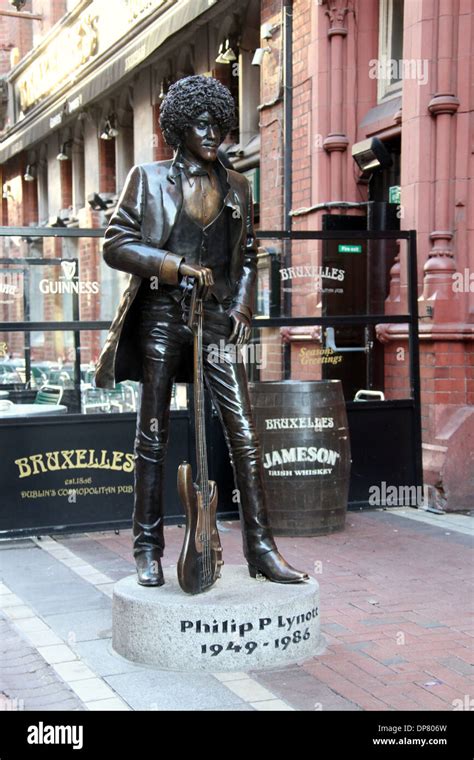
left=291, top=0, right=318, bottom=331
left=383, top=341, right=411, bottom=403
left=2, top=155, right=41, bottom=225
left=259, top=0, right=284, bottom=232
left=258, top=1, right=284, bottom=380
left=259, top=1, right=320, bottom=373
left=259, top=327, right=284, bottom=381
left=1, top=154, right=38, bottom=225
left=152, top=103, right=173, bottom=162
left=291, top=0, right=311, bottom=219
left=384, top=339, right=474, bottom=443
left=22, top=173, right=38, bottom=224
left=0, top=0, right=18, bottom=76
left=99, top=139, right=116, bottom=194
left=60, top=158, right=72, bottom=209
left=421, top=343, right=474, bottom=431
left=0, top=0, right=34, bottom=68
left=259, top=0, right=312, bottom=230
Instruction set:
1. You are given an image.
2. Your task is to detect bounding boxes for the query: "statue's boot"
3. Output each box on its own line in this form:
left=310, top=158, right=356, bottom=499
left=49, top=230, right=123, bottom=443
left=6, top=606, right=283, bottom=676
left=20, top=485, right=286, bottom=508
left=133, top=536, right=164, bottom=587
left=234, top=440, right=309, bottom=584
left=133, top=456, right=165, bottom=587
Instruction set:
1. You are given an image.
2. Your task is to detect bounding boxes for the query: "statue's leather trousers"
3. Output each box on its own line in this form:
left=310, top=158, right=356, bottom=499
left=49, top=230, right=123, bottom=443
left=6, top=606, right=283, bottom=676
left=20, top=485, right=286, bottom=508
left=133, top=292, right=277, bottom=562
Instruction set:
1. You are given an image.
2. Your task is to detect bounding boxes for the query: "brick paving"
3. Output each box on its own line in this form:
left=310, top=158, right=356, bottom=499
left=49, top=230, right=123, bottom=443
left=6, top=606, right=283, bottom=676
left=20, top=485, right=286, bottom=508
left=0, top=509, right=472, bottom=711
left=81, top=509, right=474, bottom=711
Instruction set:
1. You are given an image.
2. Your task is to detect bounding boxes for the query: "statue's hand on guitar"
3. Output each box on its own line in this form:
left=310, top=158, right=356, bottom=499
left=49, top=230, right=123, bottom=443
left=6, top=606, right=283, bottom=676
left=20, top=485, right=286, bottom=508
left=179, top=262, right=214, bottom=300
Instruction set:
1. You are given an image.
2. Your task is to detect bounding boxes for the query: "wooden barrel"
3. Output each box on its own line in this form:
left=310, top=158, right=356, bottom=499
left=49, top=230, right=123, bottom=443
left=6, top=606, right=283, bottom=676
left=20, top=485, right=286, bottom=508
left=250, top=380, right=351, bottom=536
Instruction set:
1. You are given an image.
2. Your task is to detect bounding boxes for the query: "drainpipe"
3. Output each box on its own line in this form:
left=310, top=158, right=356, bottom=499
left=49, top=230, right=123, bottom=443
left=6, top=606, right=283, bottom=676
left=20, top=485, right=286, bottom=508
left=283, top=0, right=293, bottom=233
left=282, top=0, right=293, bottom=379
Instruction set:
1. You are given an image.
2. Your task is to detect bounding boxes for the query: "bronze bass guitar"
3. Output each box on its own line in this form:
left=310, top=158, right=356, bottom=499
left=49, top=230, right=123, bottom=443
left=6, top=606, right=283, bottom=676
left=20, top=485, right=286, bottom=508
left=177, top=283, right=223, bottom=594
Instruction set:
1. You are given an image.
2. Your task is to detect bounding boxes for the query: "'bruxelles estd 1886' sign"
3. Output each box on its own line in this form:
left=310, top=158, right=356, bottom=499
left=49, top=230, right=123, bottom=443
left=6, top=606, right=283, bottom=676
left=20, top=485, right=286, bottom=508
left=0, top=416, right=138, bottom=538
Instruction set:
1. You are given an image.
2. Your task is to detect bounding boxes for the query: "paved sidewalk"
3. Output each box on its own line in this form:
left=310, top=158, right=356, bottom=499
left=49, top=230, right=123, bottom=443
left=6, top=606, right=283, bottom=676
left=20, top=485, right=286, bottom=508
left=0, top=508, right=472, bottom=711
left=0, top=616, right=84, bottom=711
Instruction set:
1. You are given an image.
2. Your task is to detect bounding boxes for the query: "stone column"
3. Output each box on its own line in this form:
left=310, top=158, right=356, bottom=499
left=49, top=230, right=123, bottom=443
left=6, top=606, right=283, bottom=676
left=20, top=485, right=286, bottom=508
left=133, top=68, right=155, bottom=165
left=83, top=117, right=100, bottom=200
left=322, top=0, right=349, bottom=201
left=421, top=0, right=461, bottom=320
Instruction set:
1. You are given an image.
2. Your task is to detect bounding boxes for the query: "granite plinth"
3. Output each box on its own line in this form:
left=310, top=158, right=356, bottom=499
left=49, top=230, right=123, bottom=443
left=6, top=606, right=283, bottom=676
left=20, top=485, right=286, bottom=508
left=112, top=565, right=320, bottom=671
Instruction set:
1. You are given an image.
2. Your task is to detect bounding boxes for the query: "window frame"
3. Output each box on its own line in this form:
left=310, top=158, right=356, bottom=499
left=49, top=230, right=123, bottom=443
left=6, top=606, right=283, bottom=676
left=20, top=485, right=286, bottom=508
left=377, top=0, right=405, bottom=103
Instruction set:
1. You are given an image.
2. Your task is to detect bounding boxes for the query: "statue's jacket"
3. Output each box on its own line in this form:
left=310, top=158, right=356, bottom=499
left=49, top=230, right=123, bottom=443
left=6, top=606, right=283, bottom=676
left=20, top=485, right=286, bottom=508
left=94, top=155, right=257, bottom=389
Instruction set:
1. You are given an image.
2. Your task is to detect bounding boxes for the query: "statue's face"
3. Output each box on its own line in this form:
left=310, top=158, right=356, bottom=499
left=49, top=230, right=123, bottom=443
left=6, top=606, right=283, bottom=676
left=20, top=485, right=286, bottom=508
left=183, top=111, right=222, bottom=163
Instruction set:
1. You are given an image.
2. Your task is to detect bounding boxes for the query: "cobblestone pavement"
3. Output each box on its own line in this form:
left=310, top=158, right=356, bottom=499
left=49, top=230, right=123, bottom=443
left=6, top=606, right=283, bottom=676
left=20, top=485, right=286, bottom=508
left=0, top=509, right=472, bottom=711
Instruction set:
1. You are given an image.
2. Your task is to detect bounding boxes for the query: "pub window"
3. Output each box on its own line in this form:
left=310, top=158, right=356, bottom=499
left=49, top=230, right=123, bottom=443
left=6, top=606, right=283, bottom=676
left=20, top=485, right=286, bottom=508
left=0, top=239, right=137, bottom=413
left=377, top=0, right=405, bottom=102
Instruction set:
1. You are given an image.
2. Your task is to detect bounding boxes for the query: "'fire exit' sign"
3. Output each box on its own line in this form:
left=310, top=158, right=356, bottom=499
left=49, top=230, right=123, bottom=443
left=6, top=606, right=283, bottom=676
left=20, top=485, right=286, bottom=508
left=338, top=244, right=363, bottom=254
left=389, top=185, right=401, bottom=204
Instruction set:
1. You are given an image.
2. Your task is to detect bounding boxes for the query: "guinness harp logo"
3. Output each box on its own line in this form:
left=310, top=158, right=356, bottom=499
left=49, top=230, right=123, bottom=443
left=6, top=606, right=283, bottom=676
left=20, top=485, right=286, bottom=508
left=39, top=260, right=99, bottom=295
left=61, top=260, right=77, bottom=281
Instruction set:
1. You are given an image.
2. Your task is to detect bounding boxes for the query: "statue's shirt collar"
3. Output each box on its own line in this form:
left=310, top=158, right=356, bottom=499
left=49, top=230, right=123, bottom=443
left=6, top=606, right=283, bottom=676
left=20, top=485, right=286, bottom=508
left=166, top=152, right=242, bottom=220
left=173, top=152, right=214, bottom=184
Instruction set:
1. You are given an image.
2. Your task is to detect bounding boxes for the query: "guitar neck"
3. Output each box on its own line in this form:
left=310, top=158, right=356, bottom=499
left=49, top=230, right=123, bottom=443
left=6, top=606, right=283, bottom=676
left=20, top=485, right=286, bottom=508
left=193, top=300, right=210, bottom=498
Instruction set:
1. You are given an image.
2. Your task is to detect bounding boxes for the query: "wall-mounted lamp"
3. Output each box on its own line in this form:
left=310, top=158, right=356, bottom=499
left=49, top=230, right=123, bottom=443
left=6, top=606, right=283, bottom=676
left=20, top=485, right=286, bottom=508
left=222, top=44, right=237, bottom=63
left=261, top=22, right=280, bottom=40
left=251, top=47, right=271, bottom=66
left=215, top=43, right=226, bottom=64
left=351, top=138, right=393, bottom=173
left=157, top=76, right=173, bottom=103
left=56, top=142, right=71, bottom=161
left=216, top=39, right=237, bottom=64
left=158, top=79, right=166, bottom=102
left=100, top=116, right=119, bottom=140
left=24, top=164, right=36, bottom=182
left=2, top=183, right=12, bottom=200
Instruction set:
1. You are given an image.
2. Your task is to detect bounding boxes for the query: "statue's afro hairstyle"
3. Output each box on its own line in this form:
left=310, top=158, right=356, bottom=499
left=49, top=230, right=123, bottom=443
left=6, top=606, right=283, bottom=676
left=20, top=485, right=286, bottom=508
left=159, top=75, right=236, bottom=148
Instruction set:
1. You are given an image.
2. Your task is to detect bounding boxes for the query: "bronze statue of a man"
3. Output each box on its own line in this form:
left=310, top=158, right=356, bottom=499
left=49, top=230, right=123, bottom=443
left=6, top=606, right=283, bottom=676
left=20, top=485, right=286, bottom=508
left=95, top=75, right=308, bottom=587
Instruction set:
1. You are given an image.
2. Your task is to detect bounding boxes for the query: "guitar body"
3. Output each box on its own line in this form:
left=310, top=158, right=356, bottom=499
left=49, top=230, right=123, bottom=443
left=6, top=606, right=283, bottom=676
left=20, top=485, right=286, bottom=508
left=177, top=462, right=223, bottom=595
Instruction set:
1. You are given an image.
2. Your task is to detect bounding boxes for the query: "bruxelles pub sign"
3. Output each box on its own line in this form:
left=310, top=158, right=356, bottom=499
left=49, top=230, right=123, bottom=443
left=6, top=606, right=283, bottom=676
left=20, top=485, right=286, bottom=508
left=0, top=416, right=137, bottom=536
left=14, top=0, right=168, bottom=114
